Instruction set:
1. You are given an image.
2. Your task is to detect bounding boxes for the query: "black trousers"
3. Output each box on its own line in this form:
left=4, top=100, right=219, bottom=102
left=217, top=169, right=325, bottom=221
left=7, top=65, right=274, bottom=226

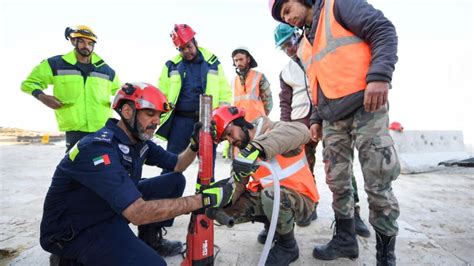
left=65, top=131, right=91, bottom=152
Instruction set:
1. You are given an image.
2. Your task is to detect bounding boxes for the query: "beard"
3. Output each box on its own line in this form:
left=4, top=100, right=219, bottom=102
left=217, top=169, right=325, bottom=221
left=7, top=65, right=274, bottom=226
left=236, top=129, right=251, bottom=149
left=137, top=121, right=157, bottom=141
left=76, top=47, right=92, bottom=57
left=236, top=65, right=249, bottom=74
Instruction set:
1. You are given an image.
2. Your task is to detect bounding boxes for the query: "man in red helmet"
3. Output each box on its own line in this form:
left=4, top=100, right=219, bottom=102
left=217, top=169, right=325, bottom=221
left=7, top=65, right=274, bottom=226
left=39, top=83, right=235, bottom=265
left=156, top=24, right=232, bottom=173
left=269, top=0, right=400, bottom=264
left=212, top=105, right=319, bottom=266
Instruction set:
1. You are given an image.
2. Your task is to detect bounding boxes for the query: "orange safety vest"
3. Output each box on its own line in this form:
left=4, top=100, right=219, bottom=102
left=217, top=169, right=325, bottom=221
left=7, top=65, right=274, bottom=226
left=247, top=146, right=319, bottom=203
left=233, top=69, right=266, bottom=121
left=297, top=0, right=371, bottom=105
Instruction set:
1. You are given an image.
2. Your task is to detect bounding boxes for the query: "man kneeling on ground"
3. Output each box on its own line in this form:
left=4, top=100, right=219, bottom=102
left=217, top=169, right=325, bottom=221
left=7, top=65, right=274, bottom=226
left=212, top=106, right=320, bottom=266
left=39, top=83, right=234, bottom=265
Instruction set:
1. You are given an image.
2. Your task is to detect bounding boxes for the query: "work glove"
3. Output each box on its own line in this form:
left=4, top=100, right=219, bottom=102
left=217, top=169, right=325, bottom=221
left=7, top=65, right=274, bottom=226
left=189, top=122, right=202, bottom=152
left=232, top=143, right=260, bottom=184
left=189, top=121, right=218, bottom=152
left=200, top=178, right=235, bottom=209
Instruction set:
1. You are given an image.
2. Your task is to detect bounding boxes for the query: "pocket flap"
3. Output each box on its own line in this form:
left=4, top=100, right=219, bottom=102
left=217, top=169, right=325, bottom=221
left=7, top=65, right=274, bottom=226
left=372, top=135, right=394, bottom=149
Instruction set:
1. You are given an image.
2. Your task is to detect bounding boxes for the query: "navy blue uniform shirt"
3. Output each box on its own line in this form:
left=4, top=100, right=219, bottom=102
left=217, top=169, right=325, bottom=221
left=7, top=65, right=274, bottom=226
left=175, top=51, right=205, bottom=112
left=40, top=119, right=178, bottom=244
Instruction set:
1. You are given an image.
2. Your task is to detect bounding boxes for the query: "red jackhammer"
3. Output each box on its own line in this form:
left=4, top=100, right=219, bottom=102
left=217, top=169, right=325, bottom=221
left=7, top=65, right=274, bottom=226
left=182, top=95, right=235, bottom=266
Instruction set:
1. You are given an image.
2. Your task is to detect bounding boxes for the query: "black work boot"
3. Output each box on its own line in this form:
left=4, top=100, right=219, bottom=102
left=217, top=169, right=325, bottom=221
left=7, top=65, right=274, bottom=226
left=313, top=218, right=359, bottom=260
left=376, top=230, right=396, bottom=266
left=265, top=229, right=299, bottom=266
left=49, top=254, right=76, bottom=266
left=354, top=205, right=371, bottom=238
left=138, top=225, right=183, bottom=257
left=257, top=223, right=279, bottom=244
left=49, top=254, right=59, bottom=266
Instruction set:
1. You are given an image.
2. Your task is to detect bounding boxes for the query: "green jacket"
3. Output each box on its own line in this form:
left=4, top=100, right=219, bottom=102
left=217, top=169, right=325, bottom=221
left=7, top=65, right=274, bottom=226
left=157, top=47, right=232, bottom=139
left=21, top=51, right=120, bottom=132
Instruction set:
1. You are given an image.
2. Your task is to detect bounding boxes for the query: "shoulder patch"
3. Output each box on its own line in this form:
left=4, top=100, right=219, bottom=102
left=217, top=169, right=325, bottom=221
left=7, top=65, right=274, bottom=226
left=92, top=129, right=114, bottom=144
left=118, top=143, right=130, bottom=154
left=93, top=154, right=111, bottom=166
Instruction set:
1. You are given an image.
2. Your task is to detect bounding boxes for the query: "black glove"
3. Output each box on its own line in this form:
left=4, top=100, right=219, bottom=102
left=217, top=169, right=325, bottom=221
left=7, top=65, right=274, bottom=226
left=232, top=143, right=260, bottom=184
left=210, top=120, right=217, bottom=141
left=189, top=122, right=202, bottom=152
left=201, top=178, right=235, bottom=209
left=189, top=121, right=218, bottom=152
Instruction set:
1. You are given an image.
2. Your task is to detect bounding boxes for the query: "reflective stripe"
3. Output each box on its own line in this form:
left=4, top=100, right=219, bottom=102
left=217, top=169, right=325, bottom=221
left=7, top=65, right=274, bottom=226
left=250, top=72, right=260, bottom=97
left=234, top=155, right=255, bottom=165
left=137, top=98, right=156, bottom=109
left=291, top=102, right=309, bottom=109
left=90, top=71, right=110, bottom=80
left=57, top=69, right=81, bottom=76
left=313, top=36, right=362, bottom=61
left=259, top=157, right=306, bottom=186
left=297, top=38, right=312, bottom=70
left=234, top=72, right=261, bottom=101
left=169, top=70, right=180, bottom=76
left=293, top=87, right=307, bottom=95
left=208, top=69, right=218, bottom=75
left=234, top=94, right=259, bottom=101
left=312, top=0, right=362, bottom=62
left=68, top=144, right=80, bottom=161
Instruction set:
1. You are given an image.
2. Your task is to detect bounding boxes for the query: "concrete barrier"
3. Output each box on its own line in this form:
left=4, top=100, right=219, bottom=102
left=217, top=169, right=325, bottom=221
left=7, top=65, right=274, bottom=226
left=390, top=130, right=469, bottom=174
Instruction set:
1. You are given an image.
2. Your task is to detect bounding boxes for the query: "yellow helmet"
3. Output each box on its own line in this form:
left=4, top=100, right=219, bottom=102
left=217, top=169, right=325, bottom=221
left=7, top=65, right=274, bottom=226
left=65, top=25, right=97, bottom=42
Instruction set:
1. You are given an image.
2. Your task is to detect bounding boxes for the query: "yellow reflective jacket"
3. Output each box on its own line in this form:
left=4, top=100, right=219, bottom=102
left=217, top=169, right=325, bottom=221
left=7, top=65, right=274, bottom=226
left=157, top=47, right=232, bottom=140
left=21, top=51, right=120, bottom=132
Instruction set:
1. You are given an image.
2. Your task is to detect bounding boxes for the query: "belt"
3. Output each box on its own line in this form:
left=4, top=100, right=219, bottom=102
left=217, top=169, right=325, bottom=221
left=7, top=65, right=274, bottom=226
left=174, top=110, right=199, bottom=119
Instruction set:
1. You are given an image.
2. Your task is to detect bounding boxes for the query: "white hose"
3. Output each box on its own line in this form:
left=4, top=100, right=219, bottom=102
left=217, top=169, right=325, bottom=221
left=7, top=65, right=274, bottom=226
left=257, top=160, right=280, bottom=266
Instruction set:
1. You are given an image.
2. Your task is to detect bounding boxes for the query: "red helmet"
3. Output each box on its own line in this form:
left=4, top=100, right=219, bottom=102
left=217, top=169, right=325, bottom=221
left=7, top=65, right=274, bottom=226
left=112, top=82, right=173, bottom=113
left=389, top=121, right=404, bottom=132
left=171, top=24, right=196, bottom=48
left=212, top=106, right=245, bottom=143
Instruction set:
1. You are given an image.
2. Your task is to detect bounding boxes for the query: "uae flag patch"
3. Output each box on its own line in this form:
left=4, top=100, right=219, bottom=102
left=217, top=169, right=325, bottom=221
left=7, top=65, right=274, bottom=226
left=93, top=154, right=111, bottom=166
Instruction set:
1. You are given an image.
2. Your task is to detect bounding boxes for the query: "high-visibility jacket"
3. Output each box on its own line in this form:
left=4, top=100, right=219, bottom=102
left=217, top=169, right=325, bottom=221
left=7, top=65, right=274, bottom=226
left=247, top=145, right=319, bottom=203
left=297, top=0, right=371, bottom=105
left=157, top=46, right=232, bottom=137
left=233, top=69, right=266, bottom=121
left=280, top=59, right=312, bottom=120
left=21, top=51, right=120, bottom=132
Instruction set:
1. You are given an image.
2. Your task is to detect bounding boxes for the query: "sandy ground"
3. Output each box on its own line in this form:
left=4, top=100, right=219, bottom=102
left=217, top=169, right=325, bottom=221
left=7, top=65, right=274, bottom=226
left=1, top=142, right=473, bottom=265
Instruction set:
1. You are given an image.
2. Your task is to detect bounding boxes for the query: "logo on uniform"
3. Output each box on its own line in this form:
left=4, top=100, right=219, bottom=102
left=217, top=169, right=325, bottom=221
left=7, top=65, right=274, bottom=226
left=93, top=154, right=111, bottom=166
left=118, top=144, right=130, bottom=154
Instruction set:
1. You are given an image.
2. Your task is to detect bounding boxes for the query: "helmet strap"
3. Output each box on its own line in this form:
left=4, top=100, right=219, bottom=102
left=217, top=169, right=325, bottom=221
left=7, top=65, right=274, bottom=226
left=118, top=103, right=141, bottom=141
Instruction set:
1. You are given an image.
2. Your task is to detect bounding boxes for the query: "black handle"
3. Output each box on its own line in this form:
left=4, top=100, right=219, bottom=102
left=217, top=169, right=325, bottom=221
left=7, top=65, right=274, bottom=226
left=205, top=208, right=235, bottom=228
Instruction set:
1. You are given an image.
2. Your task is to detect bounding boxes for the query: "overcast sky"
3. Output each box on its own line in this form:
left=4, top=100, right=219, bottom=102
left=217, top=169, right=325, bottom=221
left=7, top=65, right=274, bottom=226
left=0, top=0, right=473, bottom=143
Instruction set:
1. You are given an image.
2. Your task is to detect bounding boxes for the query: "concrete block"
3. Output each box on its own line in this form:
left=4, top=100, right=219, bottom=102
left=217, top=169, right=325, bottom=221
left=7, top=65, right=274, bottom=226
left=390, top=130, right=470, bottom=173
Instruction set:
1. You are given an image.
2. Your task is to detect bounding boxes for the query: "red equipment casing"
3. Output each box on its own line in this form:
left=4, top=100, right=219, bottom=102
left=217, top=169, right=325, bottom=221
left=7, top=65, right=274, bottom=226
left=182, top=95, right=214, bottom=266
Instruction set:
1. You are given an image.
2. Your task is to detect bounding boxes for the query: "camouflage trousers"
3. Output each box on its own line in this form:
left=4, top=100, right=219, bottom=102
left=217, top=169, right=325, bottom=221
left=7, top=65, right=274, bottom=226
left=322, top=105, right=400, bottom=236
left=304, top=140, right=317, bottom=175
left=223, top=186, right=315, bottom=235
